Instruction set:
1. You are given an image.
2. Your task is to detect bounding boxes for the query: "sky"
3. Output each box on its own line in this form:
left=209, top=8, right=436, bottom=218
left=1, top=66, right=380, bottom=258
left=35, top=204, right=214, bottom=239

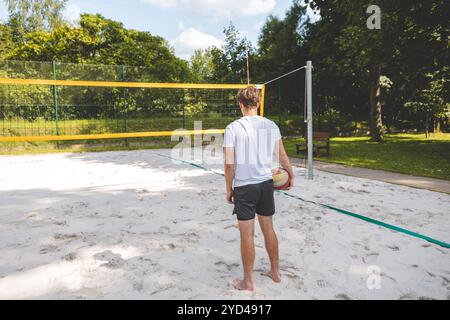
left=0, top=0, right=318, bottom=60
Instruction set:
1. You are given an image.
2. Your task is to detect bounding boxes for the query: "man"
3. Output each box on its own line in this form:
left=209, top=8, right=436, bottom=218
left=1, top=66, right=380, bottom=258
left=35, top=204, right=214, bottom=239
left=223, top=86, right=294, bottom=291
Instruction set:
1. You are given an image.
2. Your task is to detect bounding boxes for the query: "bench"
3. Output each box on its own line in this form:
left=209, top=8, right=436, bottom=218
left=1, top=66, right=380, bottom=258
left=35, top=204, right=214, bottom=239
left=296, top=131, right=331, bottom=157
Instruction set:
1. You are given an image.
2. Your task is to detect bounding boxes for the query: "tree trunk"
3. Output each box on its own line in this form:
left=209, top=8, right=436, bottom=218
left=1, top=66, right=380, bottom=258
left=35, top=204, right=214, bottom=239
left=369, top=67, right=383, bottom=142
left=434, top=117, right=441, bottom=133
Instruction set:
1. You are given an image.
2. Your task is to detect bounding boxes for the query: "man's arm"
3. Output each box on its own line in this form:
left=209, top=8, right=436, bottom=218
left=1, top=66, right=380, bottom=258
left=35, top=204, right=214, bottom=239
left=224, top=147, right=235, bottom=203
left=278, top=139, right=294, bottom=188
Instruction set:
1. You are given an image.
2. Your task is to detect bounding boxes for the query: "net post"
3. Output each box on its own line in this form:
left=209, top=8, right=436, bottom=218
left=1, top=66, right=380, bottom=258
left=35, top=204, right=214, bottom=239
left=121, top=65, right=129, bottom=147
left=306, top=60, right=313, bottom=179
left=182, top=89, right=186, bottom=129
left=52, top=60, right=59, bottom=147
left=258, top=84, right=265, bottom=117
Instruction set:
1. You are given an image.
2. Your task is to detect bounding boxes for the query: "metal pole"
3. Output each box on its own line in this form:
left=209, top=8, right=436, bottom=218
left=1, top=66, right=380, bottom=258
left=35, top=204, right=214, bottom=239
left=52, top=60, right=59, bottom=147
left=306, top=61, right=313, bottom=179
left=246, top=50, right=250, bottom=85
left=182, top=89, right=186, bottom=129
left=121, top=65, right=129, bottom=147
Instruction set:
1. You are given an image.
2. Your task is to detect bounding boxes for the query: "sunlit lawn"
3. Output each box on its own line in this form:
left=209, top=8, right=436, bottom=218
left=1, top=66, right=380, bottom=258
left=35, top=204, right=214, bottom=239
left=284, top=133, right=450, bottom=180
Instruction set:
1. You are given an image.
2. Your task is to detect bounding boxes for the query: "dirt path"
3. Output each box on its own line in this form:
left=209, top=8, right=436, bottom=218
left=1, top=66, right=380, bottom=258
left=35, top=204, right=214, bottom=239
left=290, top=158, right=450, bottom=194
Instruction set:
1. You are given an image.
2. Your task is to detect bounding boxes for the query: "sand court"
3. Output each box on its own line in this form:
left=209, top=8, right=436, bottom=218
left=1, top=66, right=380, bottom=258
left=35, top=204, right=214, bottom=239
left=0, top=149, right=449, bottom=299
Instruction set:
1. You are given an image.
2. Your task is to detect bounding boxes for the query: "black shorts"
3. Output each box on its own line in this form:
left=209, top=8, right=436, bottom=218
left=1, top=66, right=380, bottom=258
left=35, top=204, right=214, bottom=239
left=232, top=179, right=275, bottom=221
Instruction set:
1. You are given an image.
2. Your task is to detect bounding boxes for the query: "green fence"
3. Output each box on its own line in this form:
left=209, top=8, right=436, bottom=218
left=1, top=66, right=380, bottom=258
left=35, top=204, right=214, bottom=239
left=0, top=60, right=242, bottom=140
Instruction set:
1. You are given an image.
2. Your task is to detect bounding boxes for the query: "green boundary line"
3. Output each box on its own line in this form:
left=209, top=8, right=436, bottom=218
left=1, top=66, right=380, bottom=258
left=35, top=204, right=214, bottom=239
left=156, top=152, right=450, bottom=249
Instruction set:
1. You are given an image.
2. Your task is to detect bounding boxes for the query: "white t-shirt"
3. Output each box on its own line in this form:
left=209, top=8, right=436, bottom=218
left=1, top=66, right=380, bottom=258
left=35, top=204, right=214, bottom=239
left=223, top=115, right=281, bottom=188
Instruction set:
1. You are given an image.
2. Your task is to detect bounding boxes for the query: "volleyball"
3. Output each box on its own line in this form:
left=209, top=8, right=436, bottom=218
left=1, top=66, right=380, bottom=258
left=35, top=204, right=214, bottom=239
left=272, top=168, right=290, bottom=190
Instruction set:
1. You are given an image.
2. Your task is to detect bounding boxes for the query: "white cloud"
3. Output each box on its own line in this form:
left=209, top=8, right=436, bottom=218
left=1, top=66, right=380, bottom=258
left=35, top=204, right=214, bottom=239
left=64, top=4, right=81, bottom=24
left=172, top=27, right=222, bottom=60
left=141, top=0, right=276, bottom=19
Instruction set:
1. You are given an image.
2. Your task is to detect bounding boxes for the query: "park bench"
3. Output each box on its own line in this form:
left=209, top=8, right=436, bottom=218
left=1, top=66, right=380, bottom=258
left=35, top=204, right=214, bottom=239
left=296, top=131, right=331, bottom=157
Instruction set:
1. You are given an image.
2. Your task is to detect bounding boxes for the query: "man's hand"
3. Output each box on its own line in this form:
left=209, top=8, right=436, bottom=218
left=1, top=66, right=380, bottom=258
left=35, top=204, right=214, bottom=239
left=278, top=139, right=295, bottom=190
left=287, top=175, right=294, bottom=190
left=226, top=189, right=234, bottom=204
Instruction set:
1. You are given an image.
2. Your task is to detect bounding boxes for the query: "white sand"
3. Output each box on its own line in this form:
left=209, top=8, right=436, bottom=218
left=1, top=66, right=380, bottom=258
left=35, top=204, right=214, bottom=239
left=0, top=148, right=449, bottom=300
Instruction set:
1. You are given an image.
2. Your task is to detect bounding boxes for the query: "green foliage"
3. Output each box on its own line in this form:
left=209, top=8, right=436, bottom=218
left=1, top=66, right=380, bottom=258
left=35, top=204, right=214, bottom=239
left=405, top=71, right=449, bottom=118
left=0, top=25, right=16, bottom=59
left=257, top=1, right=308, bottom=78
left=5, top=0, right=67, bottom=34
left=284, top=133, right=450, bottom=180
left=189, top=49, right=215, bottom=83
left=10, top=13, right=190, bottom=83
left=0, top=0, right=448, bottom=142
left=207, top=22, right=253, bottom=83
left=184, top=101, right=207, bottom=117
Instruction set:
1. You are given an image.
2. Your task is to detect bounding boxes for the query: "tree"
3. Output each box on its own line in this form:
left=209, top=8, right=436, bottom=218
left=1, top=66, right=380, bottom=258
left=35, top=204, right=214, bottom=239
left=189, top=49, right=215, bottom=83
left=0, top=24, right=16, bottom=59
left=306, top=0, right=388, bottom=141
left=5, top=0, right=67, bottom=35
left=306, top=0, right=449, bottom=140
left=255, top=1, right=310, bottom=119
left=11, top=14, right=190, bottom=82
left=257, top=1, right=308, bottom=79
left=1, top=13, right=192, bottom=121
left=405, top=71, right=449, bottom=136
left=209, top=22, right=253, bottom=83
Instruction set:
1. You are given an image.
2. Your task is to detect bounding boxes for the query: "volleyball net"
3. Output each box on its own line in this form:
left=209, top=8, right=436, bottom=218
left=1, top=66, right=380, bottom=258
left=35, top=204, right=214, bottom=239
left=0, top=60, right=265, bottom=142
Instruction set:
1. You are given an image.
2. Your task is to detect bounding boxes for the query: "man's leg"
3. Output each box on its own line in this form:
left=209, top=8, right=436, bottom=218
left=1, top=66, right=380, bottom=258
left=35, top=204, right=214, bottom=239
left=257, top=214, right=281, bottom=283
left=232, top=218, right=255, bottom=291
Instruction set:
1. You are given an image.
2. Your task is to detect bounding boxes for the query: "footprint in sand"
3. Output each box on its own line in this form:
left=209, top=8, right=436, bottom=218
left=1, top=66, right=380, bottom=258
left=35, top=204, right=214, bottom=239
left=381, top=272, right=397, bottom=283
left=24, top=212, right=41, bottom=220
left=399, top=292, right=418, bottom=300
left=214, top=261, right=239, bottom=271
left=362, top=252, right=379, bottom=264
left=63, top=252, right=77, bottom=261
left=386, top=245, right=400, bottom=251
left=160, top=243, right=176, bottom=250
left=158, top=226, right=171, bottom=233
left=39, top=244, right=61, bottom=254
left=54, top=233, right=80, bottom=241
left=316, top=279, right=329, bottom=288
left=335, top=293, right=351, bottom=300
left=94, top=250, right=125, bottom=269
left=51, top=220, right=67, bottom=226
left=182, top=232, right=200, bottom=243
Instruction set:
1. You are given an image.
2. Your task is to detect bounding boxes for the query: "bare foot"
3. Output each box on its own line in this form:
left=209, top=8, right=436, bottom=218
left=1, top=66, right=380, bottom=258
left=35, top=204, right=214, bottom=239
left=261, top=270, right=281, bottom=283
left=232, top=278, right=254, bottom=291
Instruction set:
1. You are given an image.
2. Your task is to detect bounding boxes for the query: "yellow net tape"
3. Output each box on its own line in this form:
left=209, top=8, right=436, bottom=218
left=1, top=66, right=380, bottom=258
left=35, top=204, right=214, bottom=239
left=0, top=78, right=265, bottom=142
left=0, top=78, right=255, bottom=90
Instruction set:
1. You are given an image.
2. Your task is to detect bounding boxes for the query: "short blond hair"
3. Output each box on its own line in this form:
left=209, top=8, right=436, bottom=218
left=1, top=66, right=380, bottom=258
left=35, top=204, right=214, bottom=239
left=236, top=87, right=260, bottom=109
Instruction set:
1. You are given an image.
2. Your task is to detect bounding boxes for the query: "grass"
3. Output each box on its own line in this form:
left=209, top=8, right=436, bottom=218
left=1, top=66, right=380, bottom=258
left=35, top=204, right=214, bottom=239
left=284, top=133, right=450, bottom=180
